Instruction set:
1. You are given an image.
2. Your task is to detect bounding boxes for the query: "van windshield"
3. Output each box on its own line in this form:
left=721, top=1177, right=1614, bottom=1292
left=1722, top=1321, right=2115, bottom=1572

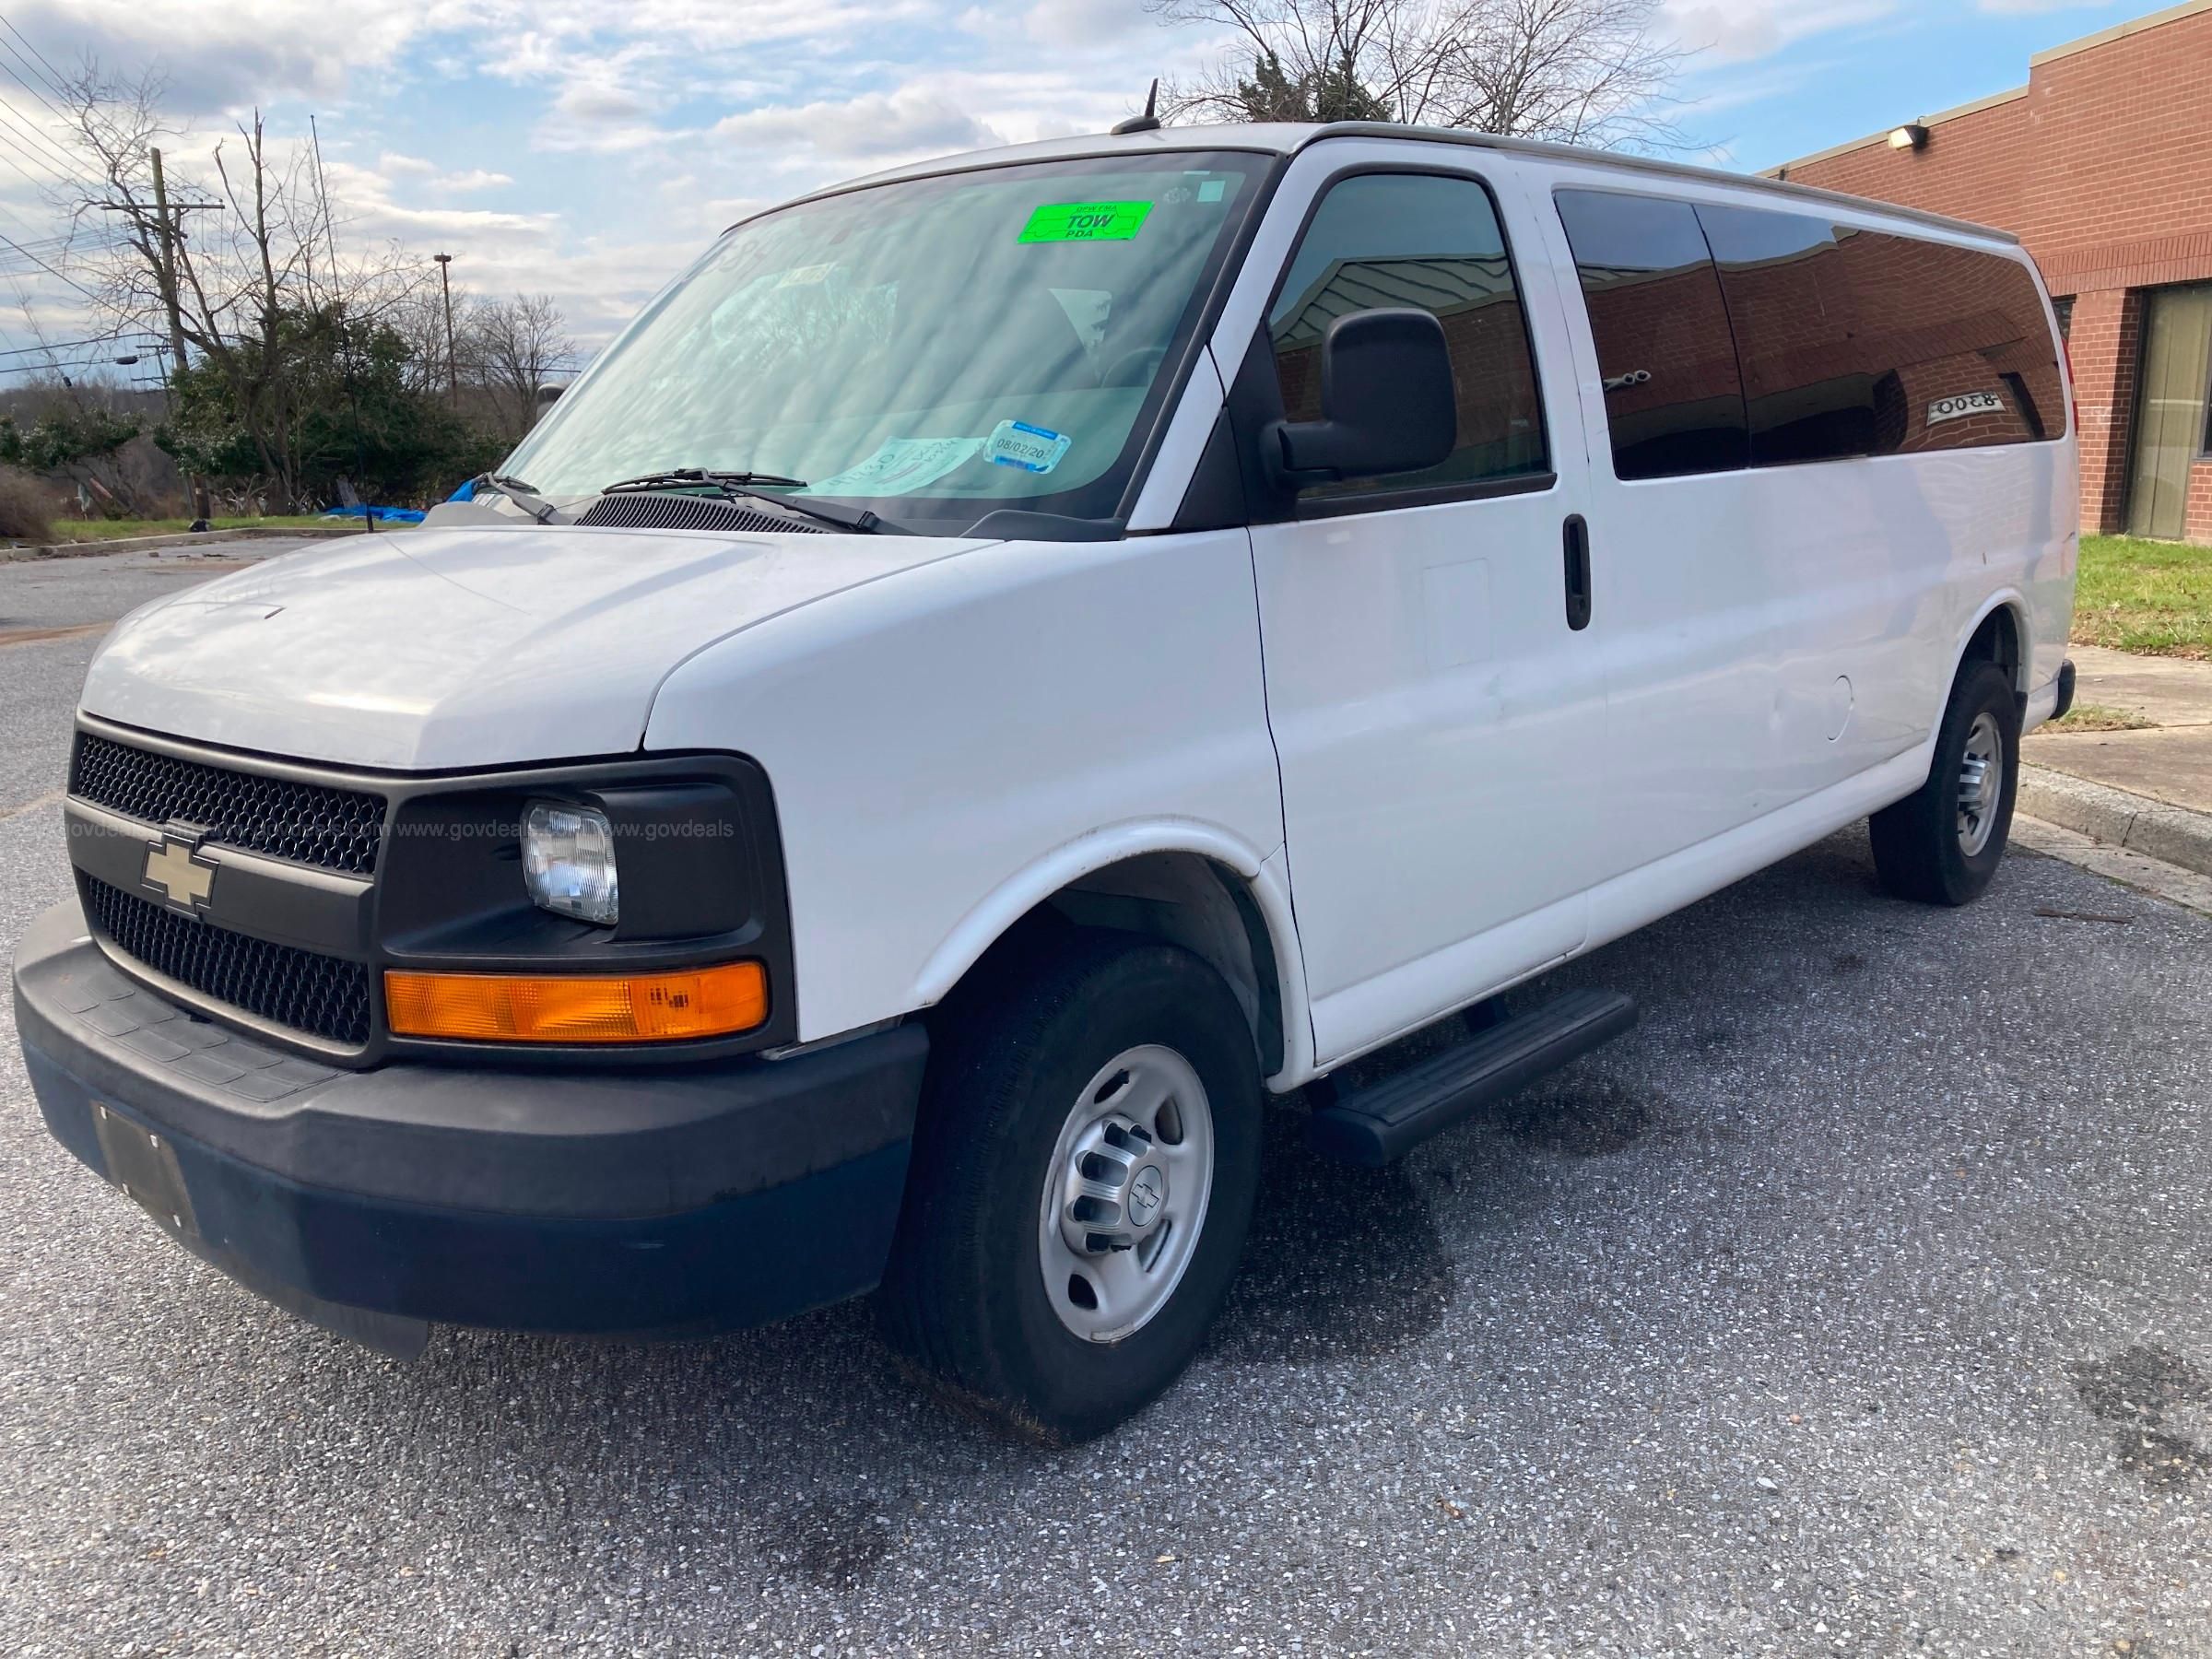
left=503, top=152, right=1267, bottom=533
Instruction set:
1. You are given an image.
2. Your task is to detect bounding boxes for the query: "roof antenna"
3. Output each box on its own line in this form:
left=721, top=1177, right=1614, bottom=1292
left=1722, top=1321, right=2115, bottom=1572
left=1112, top=79, right=1162, bottom=136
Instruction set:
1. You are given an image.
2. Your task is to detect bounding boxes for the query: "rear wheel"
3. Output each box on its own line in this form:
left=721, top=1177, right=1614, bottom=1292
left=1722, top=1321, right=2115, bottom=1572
left=875, top=933, right=1262, bottom=1444
left=1870, top=658, right=2019, bottom=905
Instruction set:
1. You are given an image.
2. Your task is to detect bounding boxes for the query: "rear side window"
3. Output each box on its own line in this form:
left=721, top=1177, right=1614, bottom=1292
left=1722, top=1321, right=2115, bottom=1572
left=1554, top=189, right=1748, bottom=480
left=1695, top=204, right=1876, bottom=466
left=1268, top=171, right=1548, bottom=500
left=1834, top=230, right=2066, bottom=452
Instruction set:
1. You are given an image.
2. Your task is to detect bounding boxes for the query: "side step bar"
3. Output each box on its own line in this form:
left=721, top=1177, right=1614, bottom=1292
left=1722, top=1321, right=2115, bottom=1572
left=1306, top=988, right=1639, bottom=1168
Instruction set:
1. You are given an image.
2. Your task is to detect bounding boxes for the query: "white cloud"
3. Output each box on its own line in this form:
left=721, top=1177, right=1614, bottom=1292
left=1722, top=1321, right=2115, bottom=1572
left=1021, top=0, right=1156, bottom=47
left=1663, top=0, right=1898, bottom=63
left=431, top=168, right=513, bottom=192
left=379, top=151, right=437, bottom=175
left=711, top=87, right=1006, bottom=165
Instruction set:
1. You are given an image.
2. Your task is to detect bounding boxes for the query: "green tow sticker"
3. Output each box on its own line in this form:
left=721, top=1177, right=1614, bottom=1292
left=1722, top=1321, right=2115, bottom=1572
left=1018, top=200, right=1153, bottom=243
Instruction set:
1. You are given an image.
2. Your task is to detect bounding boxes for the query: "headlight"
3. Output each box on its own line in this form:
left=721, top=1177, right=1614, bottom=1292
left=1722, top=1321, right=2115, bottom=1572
left=523, top=802, right=618, bottom=924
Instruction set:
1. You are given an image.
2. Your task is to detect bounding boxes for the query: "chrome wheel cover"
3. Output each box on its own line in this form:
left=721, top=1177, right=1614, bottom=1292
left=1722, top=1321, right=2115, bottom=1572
left=1957, top=710, right=2004, bottom=857
left=1038, top=1044, right=1215, bottom=1343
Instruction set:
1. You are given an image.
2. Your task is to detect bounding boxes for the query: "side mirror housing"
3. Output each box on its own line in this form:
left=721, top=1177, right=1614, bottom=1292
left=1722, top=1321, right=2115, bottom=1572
left=1274, top=308, right=1456, bottom=482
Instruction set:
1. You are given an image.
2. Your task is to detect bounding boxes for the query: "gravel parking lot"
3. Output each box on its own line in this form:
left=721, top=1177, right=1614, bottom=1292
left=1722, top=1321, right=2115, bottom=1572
left=3, top=550, right=2210, bottom=1657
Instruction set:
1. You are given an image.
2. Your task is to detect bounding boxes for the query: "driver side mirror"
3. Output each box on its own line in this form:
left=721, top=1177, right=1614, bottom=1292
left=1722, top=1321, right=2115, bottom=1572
left=1273, top=308, right=1456, bottom=483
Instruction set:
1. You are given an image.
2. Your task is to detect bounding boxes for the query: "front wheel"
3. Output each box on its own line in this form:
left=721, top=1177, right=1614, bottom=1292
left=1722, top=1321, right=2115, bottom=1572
left=1870, top=658, right=2020, bottom=906
left=875, top=933, right=1262, bottom=1444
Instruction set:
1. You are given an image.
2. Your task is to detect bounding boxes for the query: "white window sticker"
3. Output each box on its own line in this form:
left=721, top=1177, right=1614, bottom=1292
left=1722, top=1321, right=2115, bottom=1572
left=806, top=436, right=982, bottom=497
left=1926, top=389, right=2004, bottom=427
left=984, top=419, right=1072, bottom=475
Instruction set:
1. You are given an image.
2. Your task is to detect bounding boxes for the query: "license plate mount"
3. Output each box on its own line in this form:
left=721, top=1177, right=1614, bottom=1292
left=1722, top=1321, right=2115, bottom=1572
left=91, top=1101, right=200, bottom=1246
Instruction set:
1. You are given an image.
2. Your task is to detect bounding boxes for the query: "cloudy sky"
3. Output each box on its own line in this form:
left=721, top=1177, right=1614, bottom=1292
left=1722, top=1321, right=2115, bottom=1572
left=0, top=0, right=2174, bottom=374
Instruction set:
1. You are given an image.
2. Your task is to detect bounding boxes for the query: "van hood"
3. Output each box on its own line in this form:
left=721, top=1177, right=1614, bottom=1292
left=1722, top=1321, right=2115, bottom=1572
left=79, top=524, right=984, bottom=771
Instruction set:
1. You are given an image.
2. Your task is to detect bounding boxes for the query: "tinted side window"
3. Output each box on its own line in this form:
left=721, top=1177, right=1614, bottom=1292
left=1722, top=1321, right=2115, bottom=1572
left=1695, top=204, right=1875, bottom=466
left=1555, top=189, right=1748, bottom=480
left=1836, top=230, right=2067, bottom=452
left=1269, top=172, right=1547, bottom=499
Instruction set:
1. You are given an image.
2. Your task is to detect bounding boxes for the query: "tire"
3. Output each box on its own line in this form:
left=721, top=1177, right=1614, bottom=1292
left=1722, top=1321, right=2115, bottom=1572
left=875, top=932, right=1262, bottom=1445
left=1869, top=658, right=2020, bottom=906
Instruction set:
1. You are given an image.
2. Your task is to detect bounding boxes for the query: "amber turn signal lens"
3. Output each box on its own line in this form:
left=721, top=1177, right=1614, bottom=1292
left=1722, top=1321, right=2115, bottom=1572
left=384, top=960, right=768, bottom=1043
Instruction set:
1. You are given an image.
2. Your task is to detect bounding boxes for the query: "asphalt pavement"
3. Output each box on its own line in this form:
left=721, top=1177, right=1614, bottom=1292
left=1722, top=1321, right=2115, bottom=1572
left=4, top=551, right=2211, bottom=1657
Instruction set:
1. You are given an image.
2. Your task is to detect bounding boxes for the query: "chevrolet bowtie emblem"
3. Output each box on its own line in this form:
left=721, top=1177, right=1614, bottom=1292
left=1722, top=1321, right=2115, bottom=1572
left=143, top=835, right=217, bottom=913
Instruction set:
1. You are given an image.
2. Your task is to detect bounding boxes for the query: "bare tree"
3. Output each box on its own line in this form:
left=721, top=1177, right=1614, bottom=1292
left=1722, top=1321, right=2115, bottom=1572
left=391, top=283, right=458, bottom=399
left=1153, top=0, right=1687, bottom=149
left=462, top=293, right=576, bottom=443
left=53, top=65, right=433, bottom=510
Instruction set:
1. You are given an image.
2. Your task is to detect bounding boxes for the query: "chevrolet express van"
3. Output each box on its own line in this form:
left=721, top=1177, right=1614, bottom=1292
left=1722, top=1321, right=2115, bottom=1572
left=14, top=122, right=2077, bottom=1443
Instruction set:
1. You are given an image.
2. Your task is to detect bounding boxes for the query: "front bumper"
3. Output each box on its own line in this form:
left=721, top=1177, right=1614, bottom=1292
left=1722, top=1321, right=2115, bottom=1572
left=13, top=899, right=928, bottom=1350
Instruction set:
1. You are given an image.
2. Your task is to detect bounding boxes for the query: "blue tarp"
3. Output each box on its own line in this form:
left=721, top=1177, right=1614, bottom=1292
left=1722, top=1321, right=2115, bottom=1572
left=317, top=505, right=428, bottom=524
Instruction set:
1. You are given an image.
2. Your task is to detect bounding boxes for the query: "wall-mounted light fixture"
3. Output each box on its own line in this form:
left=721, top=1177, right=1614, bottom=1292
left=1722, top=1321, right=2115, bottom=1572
left=1888, top=124, right=1930, bottom=152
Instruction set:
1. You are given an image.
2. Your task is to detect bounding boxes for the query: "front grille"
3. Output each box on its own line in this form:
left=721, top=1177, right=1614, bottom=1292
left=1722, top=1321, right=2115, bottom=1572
left=577, top=492, right=826, bottom=535
left=71, top=733, right=386, bottom=876
left=81, top=875, right=373, bottom=1046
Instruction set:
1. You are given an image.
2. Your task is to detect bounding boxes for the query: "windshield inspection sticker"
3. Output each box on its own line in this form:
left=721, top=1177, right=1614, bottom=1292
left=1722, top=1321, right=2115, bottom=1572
left=806, top=436, right=982, bottom=497
left=1018, top=201, right=1153, bottom=243
left=984, top=419, right=1072, bottom=475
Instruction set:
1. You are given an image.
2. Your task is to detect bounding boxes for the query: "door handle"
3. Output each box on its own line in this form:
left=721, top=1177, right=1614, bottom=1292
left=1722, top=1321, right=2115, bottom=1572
left=1562, top=514, right=1593, bottom=631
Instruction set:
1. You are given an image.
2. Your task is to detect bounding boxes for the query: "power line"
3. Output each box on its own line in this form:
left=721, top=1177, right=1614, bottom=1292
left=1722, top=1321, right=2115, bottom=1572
left=0, top=15, right=74, bottom=104
left=0, top=90, right=92, bottom=183
left=0, top=135, right=64, bottom=200
left=0, top=60, right=74, bottom=144
left=0, top=45, right=64, bottom=121
left=0, top=229, right=114, bottom=253
left=0, top=355, right=143, bottom=378
left=0, top=229, right=100, bottom=300
left=0, top=329, right=157, bottom=358
left=0, top=124, right=94, bottom=197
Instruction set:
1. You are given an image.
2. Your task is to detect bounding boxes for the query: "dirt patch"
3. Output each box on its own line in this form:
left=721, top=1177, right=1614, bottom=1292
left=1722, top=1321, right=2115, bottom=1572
left=2072, top=1345, right=2210, bottom=1423
left=771, top=1497, right=896, bottom=1587
left=2071, top=1345, right=2212, bottom=1491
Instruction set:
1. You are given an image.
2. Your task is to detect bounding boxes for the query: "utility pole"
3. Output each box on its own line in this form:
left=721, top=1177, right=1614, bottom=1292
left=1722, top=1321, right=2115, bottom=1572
left=148, top=147, right=211, bottom=524
left=433, top=253, right=458, bottom=406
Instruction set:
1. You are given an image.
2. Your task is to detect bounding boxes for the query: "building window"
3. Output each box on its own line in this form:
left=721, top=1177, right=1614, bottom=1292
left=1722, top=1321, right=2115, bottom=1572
left=2127, top=283, right=2212, bottom=537
left=2053, top=296, right=2074, bottom=340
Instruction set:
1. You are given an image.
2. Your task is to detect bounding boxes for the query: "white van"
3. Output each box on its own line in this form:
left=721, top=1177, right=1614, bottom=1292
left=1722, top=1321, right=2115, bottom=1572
left=15, top=122, right=2077, bottom=1442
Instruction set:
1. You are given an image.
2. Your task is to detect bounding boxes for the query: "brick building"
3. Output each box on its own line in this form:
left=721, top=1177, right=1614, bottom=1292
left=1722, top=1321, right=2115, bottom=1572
left=1771, top=0, right=2212, bottom=543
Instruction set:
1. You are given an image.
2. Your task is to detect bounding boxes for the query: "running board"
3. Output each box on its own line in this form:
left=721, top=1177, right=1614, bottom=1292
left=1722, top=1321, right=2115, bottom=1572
left=1306, top=989, right=1639, bottom=1168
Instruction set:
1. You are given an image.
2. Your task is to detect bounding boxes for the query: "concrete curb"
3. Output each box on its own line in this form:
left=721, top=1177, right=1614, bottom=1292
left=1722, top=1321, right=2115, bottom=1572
left=0, top=524, right=370, bottom=563
left=2018, top=763, right=2212, bottom=878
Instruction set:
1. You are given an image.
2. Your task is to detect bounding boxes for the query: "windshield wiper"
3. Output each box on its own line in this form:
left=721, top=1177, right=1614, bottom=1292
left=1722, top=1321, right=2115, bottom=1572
left=466, top=472, right=562, bottom=524
left=724, top=487, right=882, bottom=535
left=600, top=468, right=809, bottom=493
left=597, top=468, right=884, bottom=534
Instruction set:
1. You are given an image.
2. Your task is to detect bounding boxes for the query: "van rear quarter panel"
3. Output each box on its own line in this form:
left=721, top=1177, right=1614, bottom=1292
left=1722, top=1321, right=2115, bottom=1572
left=641, top=531, right=1285, bottom=1045
left=1519, top=152, right=2076, bottom=827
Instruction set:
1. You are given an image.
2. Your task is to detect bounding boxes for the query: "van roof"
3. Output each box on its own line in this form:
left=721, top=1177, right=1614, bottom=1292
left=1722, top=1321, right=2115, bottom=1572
left=803, top=121, right=2019, bottom=249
